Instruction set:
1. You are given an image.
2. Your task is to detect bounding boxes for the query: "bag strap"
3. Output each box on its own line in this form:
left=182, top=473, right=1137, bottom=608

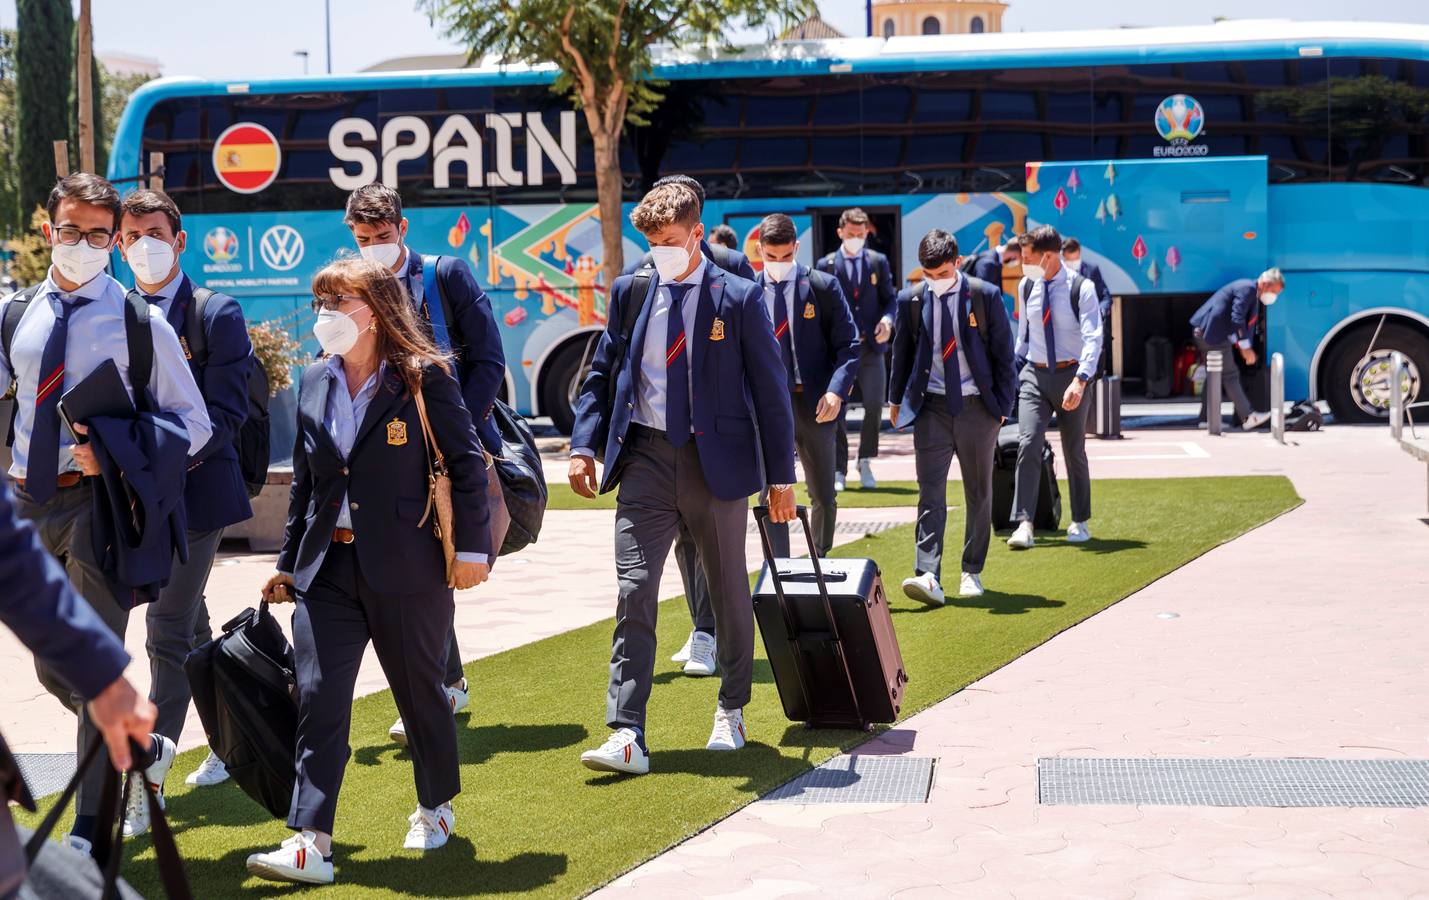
left=421, top=258, right=452, bottom=353
left=607, top=267, right=655, bottom=410
left=3, top=285, right=43, bottom=447
left=412, top=382, right=445, bottom=529
left=963, top=276, right=994, bottom=351
left=186, top=286, right=215, bottom=366
left=122, top=291, right=154, bottom=414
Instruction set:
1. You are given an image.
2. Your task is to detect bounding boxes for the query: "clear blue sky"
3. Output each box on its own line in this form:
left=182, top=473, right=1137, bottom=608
left=1, top=0, right=1427, bottom=80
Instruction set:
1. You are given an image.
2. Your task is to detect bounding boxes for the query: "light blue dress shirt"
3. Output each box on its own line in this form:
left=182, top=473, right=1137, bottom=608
left=630, top=259, right=705, bottom=433
left=1014, top=266, right=1104, bottom=380
left=760, top=269, right=802, bottom=385
left=926, top=275, right=978, bottom=398
left=0, top=270, right=212, bottom=480
left=322, top=356, right=487, bottom=565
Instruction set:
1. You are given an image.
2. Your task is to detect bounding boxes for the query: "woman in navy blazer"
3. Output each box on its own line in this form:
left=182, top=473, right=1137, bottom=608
left=249, top=257, right=490, bottom=886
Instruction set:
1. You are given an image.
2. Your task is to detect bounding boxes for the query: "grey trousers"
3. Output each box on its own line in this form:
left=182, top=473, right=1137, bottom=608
left=836, top=346, right=887, bottom=473
left=913, top=399, right=1001, bottom=579
left=1014, top=365, right=1093, bottom=524
left=608, top=427, right=754, bottom=730
left=13, top=481, right=128, bottom=819
left=146, top=527, right=224, bottom=742
left=763, top=389, right=838, bottom=558
left=289, top=543, right=458, bottom=834
left=1195, top=336, right=1254, bottom=424
left=673, top=525, right=716, bottom=633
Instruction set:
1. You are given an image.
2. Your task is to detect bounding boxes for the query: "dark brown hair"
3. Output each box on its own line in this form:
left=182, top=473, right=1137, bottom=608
left=47, top=173, right=121, bottom=230
left=758, top=214, right=797, bottom=247
left=120, top=189, right=182, bottom=234
left=1026, top=224, right=1064, bottom=256
left=1061, top=237, right=1082, bottom=255
left=917, top=229, right=959, bottom=269
left=838, top=207, right=870, bottom=228
left=710, top=223, right=738, bottom=250
left=311, top=257, right=450, bottom=390
left=344, top=183, right=404, bottom=227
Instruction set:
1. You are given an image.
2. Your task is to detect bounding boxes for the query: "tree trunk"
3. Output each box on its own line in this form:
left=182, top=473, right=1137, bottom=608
left=590, top=123, right=625, bottom=295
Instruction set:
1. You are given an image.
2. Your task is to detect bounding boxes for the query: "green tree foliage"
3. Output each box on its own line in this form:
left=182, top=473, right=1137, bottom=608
left=0, top=30, right=22, bottom=238
left=422, top=0, right=812, bottom=284
left=1257, top=74, right=1429, bottom=179
left=15, top=0, right=73, bottom=221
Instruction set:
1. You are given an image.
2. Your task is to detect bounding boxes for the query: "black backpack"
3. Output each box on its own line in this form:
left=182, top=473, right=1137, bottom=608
left=909, top=275, right=997, bottom=354
left=958, top=255, right=980, bottom=276
left=1285, top=399, right=1324, bottom=432
left=3, top=286, right=154, bottom=444
left=183, top=602, right=298, bottom=819
left=174, top=288, right=271, bottom=498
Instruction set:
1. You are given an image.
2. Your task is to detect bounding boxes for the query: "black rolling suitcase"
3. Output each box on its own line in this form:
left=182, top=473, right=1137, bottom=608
left=1092, top=374, right=1123, bottom=439
left=751, top=506, right=908, bottom=731
left=1145, top=336, right=1173, bottom=398
left=990, top=424, right=1061, bottom=531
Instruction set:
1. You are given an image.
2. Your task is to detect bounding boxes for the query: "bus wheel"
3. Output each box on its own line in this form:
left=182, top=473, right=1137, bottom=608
left=1323, top=322, right=1428, bottom=423
left=540, top=337, right=597, bottom=435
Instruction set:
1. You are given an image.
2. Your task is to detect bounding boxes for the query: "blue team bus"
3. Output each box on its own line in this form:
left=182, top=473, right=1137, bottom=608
left=108, top=19, right=1429, bottom=439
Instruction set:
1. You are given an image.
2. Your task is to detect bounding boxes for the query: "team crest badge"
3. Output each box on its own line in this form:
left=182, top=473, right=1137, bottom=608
left=179, top=336, right=192, bottom=360
left=968, top=312, right=978, bottom=328
left=803, top=302, right=816, bottom=320
left=871, top=272, right=878, bottom=285
left=387, top=419, right=408, bottom=446
left=710, top=318, right=726, bottom=341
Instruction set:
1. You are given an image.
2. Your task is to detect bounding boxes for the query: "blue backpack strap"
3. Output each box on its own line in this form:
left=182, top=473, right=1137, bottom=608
left=422, top=256, right=453, bottom=353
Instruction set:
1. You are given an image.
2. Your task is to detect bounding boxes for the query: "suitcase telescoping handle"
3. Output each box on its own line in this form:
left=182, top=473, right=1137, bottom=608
left=753, top=505, right=866, bottom=729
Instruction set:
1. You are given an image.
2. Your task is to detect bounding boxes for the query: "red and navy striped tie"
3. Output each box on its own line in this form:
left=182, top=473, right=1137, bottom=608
left=772, top=280, right=795, bottom=389
left=664, top=283, right=694, bottom=447
left=940, top=290, right=964, bottom=415
left=27, top=294, right=94, bottom=503
left=1041, top=278, right=1058, bottom=368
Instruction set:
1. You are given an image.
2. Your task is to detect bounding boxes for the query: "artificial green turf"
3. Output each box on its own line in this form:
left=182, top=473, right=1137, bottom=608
left=30, top=476, right=1299, bottom=898
left=548, top=480, right=931, bottom=510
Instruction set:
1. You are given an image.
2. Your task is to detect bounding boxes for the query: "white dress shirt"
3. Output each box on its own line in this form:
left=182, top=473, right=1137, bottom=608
left=761, top=271, right=801, bottom=386
left=631, top=260, right=706, bottom=433
left=0, top=269, right=212, bottom=480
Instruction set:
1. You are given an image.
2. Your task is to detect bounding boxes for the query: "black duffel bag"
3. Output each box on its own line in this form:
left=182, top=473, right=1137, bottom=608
left=490, top=399, right=547, bottom=556
left=184, top=602, right=298, bottom=819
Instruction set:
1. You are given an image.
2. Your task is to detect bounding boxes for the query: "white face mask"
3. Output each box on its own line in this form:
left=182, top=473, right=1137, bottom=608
left=650, top=231, right=698, bottom=282
left=842, top=236, right=865, bottom=255
left=313, top=304, right=371, bottom=357
left=763, top=260, right=795, bottom=283
left=51, top=241, right=110, bottom=286
left=1021, top=265, right=1045, bottom=283
left=1260, top=291, right=1279, bottom=306
left=926, top=276, right=957, bottom=297
left=359, top=242, right=403, bottom=270
left=1063, top=257, right=1082, bottom=273
left=125, top=236, right=177, bottom=284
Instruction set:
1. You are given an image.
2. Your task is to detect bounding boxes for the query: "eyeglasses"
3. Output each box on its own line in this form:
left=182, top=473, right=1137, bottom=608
left=311, top=293, right=365, bottom=312
left=54, top=226, right=114, bottom=249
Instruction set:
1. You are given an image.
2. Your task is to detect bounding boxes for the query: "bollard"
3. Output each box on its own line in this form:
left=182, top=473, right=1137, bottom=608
left=1205, top=350, right=1223, bottom=436
left=1389, top=351, right=1406, bottom=441
left=1270, top=352, right=1286, bottom=444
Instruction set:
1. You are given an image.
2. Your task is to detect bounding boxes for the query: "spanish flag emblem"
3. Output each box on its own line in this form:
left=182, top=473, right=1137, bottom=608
left=212, top=123, right=282, bottom=194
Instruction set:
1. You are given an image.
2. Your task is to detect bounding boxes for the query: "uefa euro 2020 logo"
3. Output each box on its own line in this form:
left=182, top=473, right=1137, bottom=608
left=1154, top=94, right=1208, bottom=157
left=205, top=227, right=240, bottom=263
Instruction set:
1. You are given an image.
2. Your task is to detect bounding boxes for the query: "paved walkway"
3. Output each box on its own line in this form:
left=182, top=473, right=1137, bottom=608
left=594, top=426, right=1429, bottom=899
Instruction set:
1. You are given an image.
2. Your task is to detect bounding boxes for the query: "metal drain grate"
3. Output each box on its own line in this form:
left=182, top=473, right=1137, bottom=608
left=14, top=753, right=76, bottom=799
left=764, top=755, right=935, bottom=804
left=1039, top=757, right=1429, bottom=808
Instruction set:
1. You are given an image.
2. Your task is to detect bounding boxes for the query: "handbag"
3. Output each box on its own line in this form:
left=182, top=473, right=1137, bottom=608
left=489, top=399, right=547, bottom=556
left=413, top=385, right=457, bottom=578
left=482, top=447, right=511, bottom=568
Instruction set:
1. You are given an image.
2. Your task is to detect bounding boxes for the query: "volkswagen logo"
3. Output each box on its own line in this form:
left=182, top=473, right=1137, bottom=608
left=259, top=225, right=305, bottom=271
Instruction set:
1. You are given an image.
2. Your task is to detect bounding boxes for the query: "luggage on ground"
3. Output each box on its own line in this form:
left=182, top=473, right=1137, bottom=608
left=751, top=506, right=907, bottom=731
left=1285, top=399, right=1325, bottom=431
left=185, top=602, right=298, bottom=819
left=991, top=424, right=1061, bottom=531
left=490, top=399, right=547, bottom=556
left=1092, top=374, right=1122, bottom=439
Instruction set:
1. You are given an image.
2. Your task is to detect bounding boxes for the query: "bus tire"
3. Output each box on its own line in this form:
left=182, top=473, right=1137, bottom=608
left=540, top=338, right=593, bottom=435
left=1322, top=322, right=1428, bottom=423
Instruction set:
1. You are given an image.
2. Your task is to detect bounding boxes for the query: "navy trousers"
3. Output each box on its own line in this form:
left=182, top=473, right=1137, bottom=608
left=288, top=543, right=459, bottom=834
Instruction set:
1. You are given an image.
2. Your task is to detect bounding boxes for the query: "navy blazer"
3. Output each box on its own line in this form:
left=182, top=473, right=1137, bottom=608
left=889, top=277, right=1017, bottom=422
left=1076, top=259, right=1114, bottom=320
left=278, top=361, right=491, bottom=595
left=760, top=265, right=861, bottom=411
left=89, top=411, right=192, bottom=607
left=570, top=265, right=796, bottom=501
left=0, top=483, right=129, bottom=700
left=815, top=249, right=897, bottom=353
left=1191, top=278, right=1260, bottom=347
left=623, top=239, right=757, bottom=282
left=167, top=275, right=253, bottom=533
left=405, top=250, right=507, bottom=452
left=971, top=249, right=1003, bottom=288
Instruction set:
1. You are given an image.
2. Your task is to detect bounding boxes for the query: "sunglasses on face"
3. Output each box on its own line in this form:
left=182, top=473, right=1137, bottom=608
left=53, top=226, right=114, bottom=249
left=311, top=293, right=366, bottom=312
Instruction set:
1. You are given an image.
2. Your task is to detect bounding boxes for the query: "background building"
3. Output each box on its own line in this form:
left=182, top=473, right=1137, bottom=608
left=872, top=0, right=1006, bottom=36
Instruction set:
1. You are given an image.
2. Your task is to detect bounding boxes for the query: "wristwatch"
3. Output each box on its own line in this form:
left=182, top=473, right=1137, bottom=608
left=1076, top=373, right=1091, bottom=384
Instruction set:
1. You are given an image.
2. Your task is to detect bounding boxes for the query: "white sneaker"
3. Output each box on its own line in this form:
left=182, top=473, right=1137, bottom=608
left=122, top=735, right=175, bottom=838
left=391, top=679, right=470, bottom=745
left=1007, top=521, right=1036, bottom=550
left=581, top=728, right=649, bottom=775
left=834, top=472, right=846, bottom=493
left=684, top=631, right=717, bottom=677
left=959, top=572, right=985, bottom=597
left=1242, top=410, right=1271, bottom=431
left=671, top=631, right=695, bottom=663
left=403, top=803, right=454, bottom=851
left=707, top=706, right=747, bottom=751
left=901, top=573, right=945, bottom=607
left=1066, top=521, right=1091, bottom=543
left=857, top=458, right=877, bottom=489
left=247, top=831, right=334, bottom=884
left=186, top=750, right=230, bottom=787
